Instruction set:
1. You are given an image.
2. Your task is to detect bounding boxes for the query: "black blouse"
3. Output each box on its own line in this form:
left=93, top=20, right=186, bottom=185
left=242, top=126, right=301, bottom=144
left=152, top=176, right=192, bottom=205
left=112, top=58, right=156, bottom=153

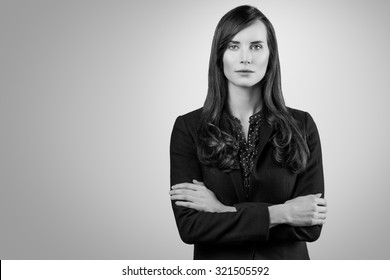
left=225, top=110, right=263, bottom=198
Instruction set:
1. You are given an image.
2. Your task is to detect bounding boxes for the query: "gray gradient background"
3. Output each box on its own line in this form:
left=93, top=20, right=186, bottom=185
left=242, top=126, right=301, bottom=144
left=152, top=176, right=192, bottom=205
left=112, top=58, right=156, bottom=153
left=1, top=0, right=389, bottom=259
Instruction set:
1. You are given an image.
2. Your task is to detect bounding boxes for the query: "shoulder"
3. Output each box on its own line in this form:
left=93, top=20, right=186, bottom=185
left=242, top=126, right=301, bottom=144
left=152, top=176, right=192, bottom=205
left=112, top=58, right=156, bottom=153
left=287, top=107, right=307, bottom=121
left=171, top=108, right=203, bottom=143
left=287, top=107, right=320, bottom=143
left=174, top=107, right=203, bottom=131
left=180, top=107, right=203, bottom=121
left=287, top=107, right=316, bottom=127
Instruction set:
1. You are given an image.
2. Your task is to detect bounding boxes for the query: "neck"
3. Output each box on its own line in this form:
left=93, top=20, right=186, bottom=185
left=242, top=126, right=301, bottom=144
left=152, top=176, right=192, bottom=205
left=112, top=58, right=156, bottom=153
left=227, top=83, right=263, bottom=120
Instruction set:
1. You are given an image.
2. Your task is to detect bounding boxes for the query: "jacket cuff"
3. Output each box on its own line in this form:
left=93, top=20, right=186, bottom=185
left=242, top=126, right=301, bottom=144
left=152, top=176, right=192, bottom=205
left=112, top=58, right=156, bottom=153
left=233, top=202, right=271, bottom=242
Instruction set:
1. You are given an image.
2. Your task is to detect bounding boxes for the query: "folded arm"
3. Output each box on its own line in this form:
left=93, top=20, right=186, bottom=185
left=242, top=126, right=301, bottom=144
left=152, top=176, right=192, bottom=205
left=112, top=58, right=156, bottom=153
left=267, top=112, right=326, bottom=242
left=170, top=112, right=326, bottom=244
left=170, top=115, right=270, bottom=244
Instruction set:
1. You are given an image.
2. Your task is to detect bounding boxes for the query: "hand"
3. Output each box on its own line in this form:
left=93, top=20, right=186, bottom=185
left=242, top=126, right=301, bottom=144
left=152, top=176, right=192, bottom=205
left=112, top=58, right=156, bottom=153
left=170, top=180, right=236, bottom=213
left=283, top=193, right=327, bottom=226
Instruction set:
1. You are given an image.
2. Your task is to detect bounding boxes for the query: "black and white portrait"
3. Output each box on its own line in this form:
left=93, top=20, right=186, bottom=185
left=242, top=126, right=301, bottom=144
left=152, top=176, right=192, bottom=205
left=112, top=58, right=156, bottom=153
left=1, top=0, right=390, bottom=260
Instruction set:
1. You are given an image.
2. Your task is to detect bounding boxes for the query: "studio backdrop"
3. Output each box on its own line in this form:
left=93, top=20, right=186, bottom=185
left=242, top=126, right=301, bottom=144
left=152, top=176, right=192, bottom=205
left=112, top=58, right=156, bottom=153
left=1, top=0, right=390, bottom=259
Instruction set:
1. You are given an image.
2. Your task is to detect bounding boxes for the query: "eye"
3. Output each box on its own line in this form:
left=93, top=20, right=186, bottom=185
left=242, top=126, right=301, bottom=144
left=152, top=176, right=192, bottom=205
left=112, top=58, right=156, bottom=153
left=250, top=44, right=263, bottom=50
left=227, top=44, right=239, bottom=50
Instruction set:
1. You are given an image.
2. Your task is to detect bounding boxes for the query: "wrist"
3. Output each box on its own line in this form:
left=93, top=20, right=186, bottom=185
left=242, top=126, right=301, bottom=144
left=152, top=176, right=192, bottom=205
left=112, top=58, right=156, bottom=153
left=268, top=204, right=288, bottom=226
left=219, top=205, right=237, bottom=213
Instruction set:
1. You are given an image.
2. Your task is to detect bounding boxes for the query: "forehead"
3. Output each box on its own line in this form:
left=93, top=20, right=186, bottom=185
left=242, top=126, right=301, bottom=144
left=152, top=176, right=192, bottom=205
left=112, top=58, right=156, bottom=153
left=231, top=20, right=267, bottom=42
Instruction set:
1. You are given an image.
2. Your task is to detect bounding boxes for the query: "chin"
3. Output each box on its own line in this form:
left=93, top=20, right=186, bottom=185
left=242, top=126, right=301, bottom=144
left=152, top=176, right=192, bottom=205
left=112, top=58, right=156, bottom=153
left=233, top=81, right=259, bottom=88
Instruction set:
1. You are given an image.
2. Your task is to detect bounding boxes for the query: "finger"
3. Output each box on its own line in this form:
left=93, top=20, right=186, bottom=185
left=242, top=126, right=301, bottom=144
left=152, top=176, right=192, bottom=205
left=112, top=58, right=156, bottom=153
left=312, top=218, right=326, bottom=226
left=171, top=183, right=200, bottom=191
left=170, top=188, right=198, bottom=200
left=170, top=193, right=197, bottom=202
left=314, top=193, right=322, bottom=198
left=193, top=179, right=205, bottom=186
left=175, top=201, right=202, bottom=211
left=316, top=206, right=327, bottom=213
left=317, top=213, right=326, bottom=220
left=170, top=189, right=196, bottom=196
left=315, top=198, right=327, bottom=206
left=171, top=194, right=195, bottom=201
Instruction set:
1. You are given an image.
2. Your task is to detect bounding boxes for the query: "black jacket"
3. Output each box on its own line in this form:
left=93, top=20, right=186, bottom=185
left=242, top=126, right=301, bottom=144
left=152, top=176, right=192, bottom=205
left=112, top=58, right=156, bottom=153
left=170, top=107, right=324, bottom=259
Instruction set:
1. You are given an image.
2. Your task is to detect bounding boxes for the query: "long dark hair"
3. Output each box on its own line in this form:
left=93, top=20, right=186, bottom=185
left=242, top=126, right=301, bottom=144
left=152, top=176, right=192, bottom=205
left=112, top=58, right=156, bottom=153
left=197, top=5, right=309, bottom=173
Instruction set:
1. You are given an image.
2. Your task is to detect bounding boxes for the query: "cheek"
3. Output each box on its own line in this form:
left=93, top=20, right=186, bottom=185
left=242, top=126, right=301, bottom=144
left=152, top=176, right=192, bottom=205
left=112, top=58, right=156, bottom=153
left=254, top=55, right=270, bottom=81
left=256, top=55, right=270, bottom=74
left=222, top=53, right=234, bottom=76
left=258, top=52, right=270, bottom=68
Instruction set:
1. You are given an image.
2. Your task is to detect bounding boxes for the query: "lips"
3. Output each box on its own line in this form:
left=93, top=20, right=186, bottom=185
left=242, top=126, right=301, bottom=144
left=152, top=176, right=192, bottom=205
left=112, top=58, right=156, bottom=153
left=235, top=69, right=255, bottom=73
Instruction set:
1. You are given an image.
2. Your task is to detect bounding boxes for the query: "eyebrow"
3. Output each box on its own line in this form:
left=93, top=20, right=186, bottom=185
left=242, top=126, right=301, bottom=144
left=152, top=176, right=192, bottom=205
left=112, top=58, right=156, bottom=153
left=229, top=40, right=264, bottom=44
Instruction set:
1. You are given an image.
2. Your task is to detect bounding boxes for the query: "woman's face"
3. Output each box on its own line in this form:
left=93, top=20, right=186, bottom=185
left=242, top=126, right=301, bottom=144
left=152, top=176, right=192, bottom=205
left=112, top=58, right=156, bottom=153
left=222, top=20, right=270, bottom=89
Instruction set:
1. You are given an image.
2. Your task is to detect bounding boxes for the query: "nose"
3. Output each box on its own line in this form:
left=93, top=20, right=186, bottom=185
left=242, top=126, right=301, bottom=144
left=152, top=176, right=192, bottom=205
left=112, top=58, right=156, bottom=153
left=240, top=48, right=252, bottom=64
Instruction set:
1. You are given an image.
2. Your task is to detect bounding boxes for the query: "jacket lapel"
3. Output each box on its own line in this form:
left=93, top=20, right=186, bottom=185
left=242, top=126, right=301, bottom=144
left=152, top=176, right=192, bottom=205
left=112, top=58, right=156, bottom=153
left=255, top=120, right=274, bottom=161
left=229, top=119, right=274, bottom=201
left=229, top=169, right=246, bottom=202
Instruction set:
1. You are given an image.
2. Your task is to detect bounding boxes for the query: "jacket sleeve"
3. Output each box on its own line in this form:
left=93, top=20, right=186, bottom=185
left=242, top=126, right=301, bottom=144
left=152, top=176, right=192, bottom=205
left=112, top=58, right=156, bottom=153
left=170, top=115, right=270, bottom=244
left=268, top=112, right=325, bottom=242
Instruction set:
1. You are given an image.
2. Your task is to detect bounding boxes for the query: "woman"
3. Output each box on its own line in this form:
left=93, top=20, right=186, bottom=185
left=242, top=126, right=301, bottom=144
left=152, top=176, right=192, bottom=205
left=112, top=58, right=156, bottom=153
left=169, top=5, right=327, bottom=260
